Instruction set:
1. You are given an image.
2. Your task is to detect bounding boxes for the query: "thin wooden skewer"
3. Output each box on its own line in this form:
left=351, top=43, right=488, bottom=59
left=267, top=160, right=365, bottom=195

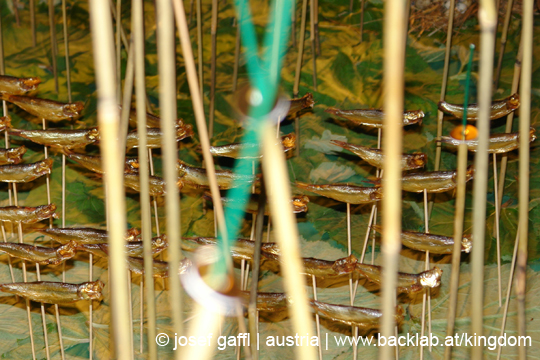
left=116, top=0, right=122, bottom=101
left=48, top=0, right=59, bottom=92
left=347, top=201, right=358, bottom=360
left=420, top=189, right=431, bottom=359
left=208, top=0, right=218, bottom=137
left=0, top=224, right=15, bottom=282
left=430, top=0, right=455, bottom=216
left=30, top=0, right=36, bottom=47
left=312, top=275, right=323, bottom=360
left=495, top=229, right=519, bottom=360
left=309, top=0, right=317, bottom=91
left=89, top=252, right=94, bottom=360
left=291, top=0, right=297, bottom=47
left=471, top=0, right=497, bottom=356
left=293, top=0, right=308, bottom=98
left=517, top=0, right=532, bottom=356
left=443, top=142, right=467, bottom=360
left=88, top=0, right=133, bottom=355
left=232, top=12, right=242, bottom=92
left=380, top=0, right=405, bottom=354
left=493, top=0, right=514, bottom=89
left=493, top=153, right=502, bottom=307
left=314, top=0, right=320, bottom=55
left=13, top=188, right=36, bottom=360
left=494, top=40, right=522, bottom=237
left=133, top=0, right=157, bottom=356
left=349, top=0, right=354, bottom=13
left=196, top=0, right=203, bottom=99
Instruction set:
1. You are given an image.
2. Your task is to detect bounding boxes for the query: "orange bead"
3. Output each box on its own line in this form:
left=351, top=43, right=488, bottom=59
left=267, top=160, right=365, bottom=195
left=450, top=124, right=478, bottom=140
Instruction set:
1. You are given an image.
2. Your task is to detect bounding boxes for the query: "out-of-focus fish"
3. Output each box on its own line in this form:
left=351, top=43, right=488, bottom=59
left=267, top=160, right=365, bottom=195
left=0, top=75, right=41, bottom=95
left=296, top=182, right=381, bottom=204
left=0, top=280, right=104, bottom=303
left=0, top=241, right=77, bottom=265
left=124, top=172, right=183, bottom=196
left=0, top=158, right=53, bottom=183
left=0, top=146, right=26, bottom=165
left=440, top=128, right=536, bottom=154
left=372, top=225, right=472, bottom=254
left=287, top=93, right=315, bottom=116
left=0, top=116, right=12, bottom=132
left=331, top=140, right=426, bottom=170
left=400, top=166, right=474, bottom=193
left=10, top=128, right=99, bottom=149
left=177, top=160, right=256, bottom=189
left=121, top=106, right=186, bottom=129
left=208, top=133, right=296, bottom=159
left=36, top=227, right=141, bottom=245
left=63, top=148, right=138, bottom=174
left=325, top=107, right=424, bottom=128
left=125, top=256, right=192, bottom=278
left=125, top=126, right=193, bottom=150
left=0, top=204, right=58, bottom=223
left=207, top=192, right=309, bottom=215
left=181, top=237, right=280, bottom=263
left=438, top=93, right=520, bottom=121
left=1, top=94, right=84, bottom=121
left=76, top=236, right=168, bottom=258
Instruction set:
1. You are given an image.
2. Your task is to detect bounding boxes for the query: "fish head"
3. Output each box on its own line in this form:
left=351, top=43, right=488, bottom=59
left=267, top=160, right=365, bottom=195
left=7, top=145, right=26, bottom=164
left=408, top=153, right=427, bottom=169
left=176, top=124, right=194, bottom=141
left=125, top=228, right=141, bottom=241
left=530, top=128, right=537, bottom=142
left=395, top=306, right=405, bottom=325
left=370, top=187, right=383, bottom=201
left=507, top=93, right=520, bottom=110
left=177, top=178, right=184, bottom=190
left=86, top=128, right=100, bottom=142
left=403, top=110, right=424, bottom=125
left=38, top=158, right=54, bottom=175
left=152, top=235, right=169, bottom=253
left=57, top=241, right=78, bottom=260
left=37, top=203, right=58, bottom=219
left=176, top=160, right=187, bottom=176
left=125, top=158, right=139, bottom=173
left=80, top=281, right=105, bottom=301
left=64, top=102, right=84, bottom=118
left=0, top=115, right=11, bottom=131
left=465, top=165, right=475, bottom=181
left=419, top=267, right=443, bottom=288
left=301, top=93, right=315, bottom=108
left=174, top=118, right=186, bottom=128
left=461, top=235, right=473, bottom=253
left=332, top=254, right=358, bottom=274
left=21, top=77, right=41, bottom=91
left=281, top=133, right=296, bottom=151
left=292, top=195, right=309, bottom=213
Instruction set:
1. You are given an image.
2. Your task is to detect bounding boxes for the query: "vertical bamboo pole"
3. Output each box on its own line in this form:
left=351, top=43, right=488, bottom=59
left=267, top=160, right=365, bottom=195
left=196, top=0, right=203, bottom=99
left=309, top=0, right=317, bottom=90
left=88, top=0, right=133, bottom=356
left=293, top=0, right=308, bottom=97
left=291, top=0, right=296, bottom=47
left=313, top=0, right=320, bottom=54
left=133, top=0, right=157, bottom=357
left=443, top=142, right=468, bottom=360
left=517, top=0, right=532, bottom=357
left=430, top=0, right=456, bottom=216
left=48, top=0, right=59, bottom=92
left=208, top=0, right=218, bottom=137
left=157, top=0, right=184, bottom=346
left=312, top=275, right=323, bottom=360
left=379, top=0, right=405, bottom=356
left=493, top=0, right=514, bottom=89
left=493, top=153, right=502, bottom=306
left=116, top=0, right=122, bottom=101
left=470, top=0, right=496, bottom=358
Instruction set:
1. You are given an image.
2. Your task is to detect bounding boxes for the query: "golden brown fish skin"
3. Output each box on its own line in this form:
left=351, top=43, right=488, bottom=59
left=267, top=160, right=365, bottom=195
left=125, top=107, right=186, bottom=129
left=0, top=146, right=26, bottom=165
left=401, top=166, right=474, bottom=193
left=124, top=172, right=183, bottom=196
left=1, top=94, right=84, bottom=121
left=331, top=140, right=426, bottom=170
left=207, top=193, right=308, bottom=214
left=95, top=236, right=168, bottom=257
left=0, top=116, right=12, bottom=133
left=10, top=128, right=99, bottom=149
left=0, top=241, right=77, bottom=265
left=325, top=107, right=424, bottom=128
left=287, top=93, right=315, bottom=116
left=75, top=243, right=108, bottom=258
left=208, top=133, right=296, bottom=159
left=239, top=291, right=289, bottom=311
left=353, top=263, right=443, bottom=294
left=63, top=148, right=138, bottom=174
left=438, top=93, right=520, bottom=121
left=0, top=75, right=41, bottom=95
left=372, top=224, right=472, bottom=254
left=0, top=204, right=58, bottom=223
left=0, top=280, right=104, bottom=304
left=310, top=300, right=404, bottom=329
left=125, top=126, right=194, bottom=150
left=125, top=256, right=192, bottom=278
left=37, top=227, right=141, bottom=245
left=181, top=237, right=281, bottom=262
left=0, top=158, right=53, bottom=183
left=440, top=128, right=536, bottom=154
left=296, top=181, right=381, bottom=204
left=176, top=160, right=255, bottom=189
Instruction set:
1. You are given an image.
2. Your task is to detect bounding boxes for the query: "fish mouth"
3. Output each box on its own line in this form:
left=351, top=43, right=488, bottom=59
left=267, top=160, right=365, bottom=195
left=404, top=110, right=424, bottom=125
left=461, top=236, right=473, bottom=253
left=38, top=158, right=54, bottom=175
left=64, top=102, right=84, bottom=118
left=21, top=78, right=41, bottom=91
left=176, top=124, right=194, bottom=140
left=507, top=93, right=520, bottom=110
left=87, top=128, right=100, bottom=141
left=419, top=267, right=443, bottom=288
left=281, top=133, right=296, bottom=150
left=0, top=116, right=12, bottom=131
left=302, top=93, right=315, bottom=108
left=83, top=280, right=105, bottom=300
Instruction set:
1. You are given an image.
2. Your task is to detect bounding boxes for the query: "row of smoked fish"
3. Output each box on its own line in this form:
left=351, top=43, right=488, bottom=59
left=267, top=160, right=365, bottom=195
left=0, top=74, right=534, bottom=333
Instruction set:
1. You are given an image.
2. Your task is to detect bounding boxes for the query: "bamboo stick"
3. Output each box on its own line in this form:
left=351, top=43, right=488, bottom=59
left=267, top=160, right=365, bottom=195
left=88, top=0, right=133, bottom=356
left=261, top=124, right=317, bottom=360
left=379, top=0, right=405, bottom=355
left=293, top=0, right=308, bottom=97
left=517, top=0, right=532, bottom=357
left=291, top=0, right=296, bottom=47
left=116, top=0, right=122, bottom=101
left=314, top=0, right=320, bottom=55
left=495, top=229, right=519, bottom=360
left=48, top=0, right=59, bottom=92
left=470, top=0, right=497, bottom=357
left=61, top=0, right=72, bottom=102
left=420, top=189, right=431, bottom=359
left=493, top=0, right=514, bottom=89
left=312, top=275, right=323, bottom=360
left=309, top=0, right=317, bottom=91
left=443, top=142, right=468, bottom=360
left=208, top=0, right=218, bottom=137
left=430, top=0, right=456, bottom=216
left=133, top=0, right=157, bottom=356
left=30, top=0, right=36, bottom=47
left=196, top=0, right=203, bottom=99
left=493, top=153, right=502, bottom=307
left=232, top=12, right=242, bottom=92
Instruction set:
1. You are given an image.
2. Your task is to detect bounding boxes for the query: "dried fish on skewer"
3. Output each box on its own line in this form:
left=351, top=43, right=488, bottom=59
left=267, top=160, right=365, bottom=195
left=438, top=93, right=519, bottom=121
left=440, top=128, right=536, bottom=154
left=325, top=107, right=424, bottom=128
left=296, top=182, right=381, bottom=204
left=0, top=241, right=77, bottom=265
left=0, top=158, right=53, bottom=183
left=0, top=204, right=58, bottom=223
left=36, top=227, right=141, bottom=245
left=63, top=148, right=139, bottom=174
left=1, top=94, right=84, bottom=121
left=125, top=126, right=193, bottom=150
left=124, top=172, right=183, bottom=196
left=0, top=281, right=104, bottom=304
left=206, top=192, right=309, bottom=215
left=208, top=133, right=296, bottom=159
left=10, top=128, right=99, bottom=149
left=177, top=160, right=256, bottom=189
left=0, top=75, right=41, bottom=95
left=400, top=167, right=474, bottom=193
